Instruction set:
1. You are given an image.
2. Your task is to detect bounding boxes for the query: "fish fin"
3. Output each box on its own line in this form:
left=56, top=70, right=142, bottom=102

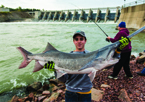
left=55, top=70, right=67, bottom=79
left=33, top=60, right=44, bottom=72
left=43, top=42, right=58, bottom=53
left=17, top=47, right=32, bottom=68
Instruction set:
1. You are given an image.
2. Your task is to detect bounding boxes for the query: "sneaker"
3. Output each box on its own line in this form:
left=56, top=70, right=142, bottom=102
left=137, top=72, right=145, bottom=76
left=108, top=75, right=118, bottom=79
left=128, top=77, right=133, bottom=79
left=125, top=75, right=133, bottom=79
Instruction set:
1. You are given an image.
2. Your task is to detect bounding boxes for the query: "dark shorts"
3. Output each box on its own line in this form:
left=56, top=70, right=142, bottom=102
left=65, top=90, right=91, bottom=102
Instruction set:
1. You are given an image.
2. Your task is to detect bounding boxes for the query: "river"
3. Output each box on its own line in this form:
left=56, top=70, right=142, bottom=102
left=0, top=21, right=144, bottom=101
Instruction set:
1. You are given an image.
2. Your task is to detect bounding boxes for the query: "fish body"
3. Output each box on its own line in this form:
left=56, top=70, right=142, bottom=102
left=17, top=42, right=119, bottom=76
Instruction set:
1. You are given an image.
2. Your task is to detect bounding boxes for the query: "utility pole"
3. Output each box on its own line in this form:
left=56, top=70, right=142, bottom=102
left=124, top=0, right=126, bottom=8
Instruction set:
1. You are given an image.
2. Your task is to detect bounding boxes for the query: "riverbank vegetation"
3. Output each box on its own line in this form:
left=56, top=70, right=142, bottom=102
left=0, top=4, right=40, bottom=22
left=0, top=11, right=33, bottom=22
left=0, top=5, right=40, bottom=12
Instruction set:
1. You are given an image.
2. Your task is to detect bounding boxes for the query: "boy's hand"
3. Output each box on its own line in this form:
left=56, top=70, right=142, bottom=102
left=44, top=61, right=55, bottom=71
left=106, top=36, right=111, bottom=42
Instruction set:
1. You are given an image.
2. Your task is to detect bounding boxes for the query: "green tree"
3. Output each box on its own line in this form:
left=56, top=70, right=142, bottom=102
left=16, top=6, right=22, bottom=11
left=0, top=5, right=5, bottom=8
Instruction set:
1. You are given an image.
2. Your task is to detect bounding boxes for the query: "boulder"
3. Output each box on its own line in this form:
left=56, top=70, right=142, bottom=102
left=42, top=84, right=50, bottom=90
left=10, top=95, right=19, bottom=102
left=52, top=86, right=58, bottom=91
left=43, top=92, right=60, bottom=102
left=118, top=89, right=131, bottom=102
left=17, top=98, right=25, bottom=102
left=136, top=55, right=145, bottom=63
left=136, top=52, right=145, bottom=64
left=42, top=91, right=51, bottom=95
left=100, top=84, right=111, bottom=88
left=49, top=79, right=59, bottom=86
left=24, top=92, right=34, bottom=102
left=37, top=87, right=43, bottom=94
left=37, top=96, right=46, bottom=102
left=49, top=79, right=65, bottom=86
left=28, top=92, right=34, bottom=99
left=26, top=82, right=42, bottom=92
left=57, top=90, right=63, bottom=94
left=130, top=55, right=136, bottom=60
left=91, top=88, right=104, bottom=101
left=139, top=52, right=145, bottom=56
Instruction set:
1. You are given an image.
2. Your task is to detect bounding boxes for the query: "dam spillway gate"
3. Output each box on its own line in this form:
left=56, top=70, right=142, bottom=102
left=34, top=7, right=121, bottom=23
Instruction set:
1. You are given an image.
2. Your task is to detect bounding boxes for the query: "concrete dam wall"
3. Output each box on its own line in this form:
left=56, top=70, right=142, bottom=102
left=34, top=7, right=120, bottom=23
left=117, top=3, right=145, bottom=30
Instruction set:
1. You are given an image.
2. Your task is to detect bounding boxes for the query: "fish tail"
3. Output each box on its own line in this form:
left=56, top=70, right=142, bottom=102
left=17, top=47, right=32, bottom=69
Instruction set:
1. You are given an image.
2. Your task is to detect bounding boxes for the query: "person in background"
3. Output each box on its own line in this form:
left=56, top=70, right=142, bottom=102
left=44, top=30, right=131, bottom=102
left=106, top=21, right=133, bottom=79
left=131, top=50, right=145, bottom=76
left=137, top=68, right=145, bottom=76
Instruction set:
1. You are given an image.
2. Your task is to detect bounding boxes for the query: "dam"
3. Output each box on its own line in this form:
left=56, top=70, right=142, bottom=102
left=34, top=7, right=121, bottom=23
left=117, top=1, right=145, bottom=30
left=31, top=0, right=145, bottom=30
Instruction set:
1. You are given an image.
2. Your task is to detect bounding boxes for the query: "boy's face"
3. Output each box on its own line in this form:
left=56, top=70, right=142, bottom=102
left=73, top=35, right=86, bottom=51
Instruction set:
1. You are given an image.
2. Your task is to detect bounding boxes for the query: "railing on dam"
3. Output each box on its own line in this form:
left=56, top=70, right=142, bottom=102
left=34, top=7, right=121, bottom=23
left=123, top=0, right=145, bottom=8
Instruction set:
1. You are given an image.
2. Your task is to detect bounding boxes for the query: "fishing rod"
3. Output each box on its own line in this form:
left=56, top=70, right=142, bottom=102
left=93, top=22, right=108, bottom=37
left=93, top=22, right=110, bottom=42
left=69, top=2, right=109, bottom=38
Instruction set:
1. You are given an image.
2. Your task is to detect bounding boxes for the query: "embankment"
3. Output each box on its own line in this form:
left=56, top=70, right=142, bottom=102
left=0, top=11, right=33, bottom=22
left=117, top=3, right=145, bottom=30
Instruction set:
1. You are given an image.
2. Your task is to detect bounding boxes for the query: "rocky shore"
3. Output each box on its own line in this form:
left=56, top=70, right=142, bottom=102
left=0, top=11, right=33, bottom=22
left=9, top=52, right=145, bottom=102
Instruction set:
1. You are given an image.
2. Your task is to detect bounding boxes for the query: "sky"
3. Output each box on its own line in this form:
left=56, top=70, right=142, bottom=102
left=1, top=0, right=135, bottom=10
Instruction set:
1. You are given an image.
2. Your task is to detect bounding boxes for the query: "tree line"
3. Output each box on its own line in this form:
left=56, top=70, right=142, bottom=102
left=0, top=5, right=40, bottom=12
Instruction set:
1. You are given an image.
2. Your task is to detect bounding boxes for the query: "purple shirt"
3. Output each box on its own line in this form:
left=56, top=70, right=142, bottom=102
left=110, top=28, right=132, bottom=53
